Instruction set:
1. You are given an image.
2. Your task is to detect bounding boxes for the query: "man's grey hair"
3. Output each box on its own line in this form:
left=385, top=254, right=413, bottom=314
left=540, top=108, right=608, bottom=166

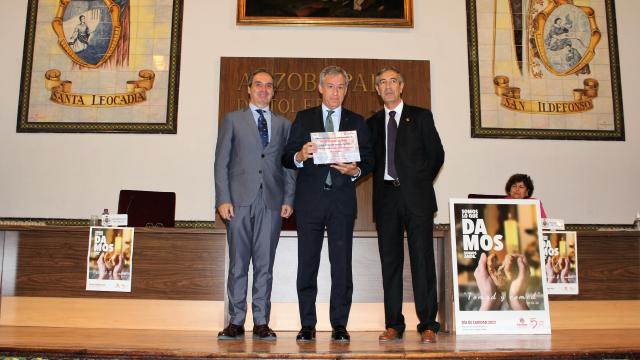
left=375, top=66, right=404, bottom=85
left=319, top=65, right=349, bottom=86
left=248, top=68, right=274, bottom=86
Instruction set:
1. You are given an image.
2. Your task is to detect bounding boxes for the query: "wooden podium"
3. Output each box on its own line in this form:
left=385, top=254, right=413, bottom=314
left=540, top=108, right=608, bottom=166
left=0, top=225, right=638, bottom=331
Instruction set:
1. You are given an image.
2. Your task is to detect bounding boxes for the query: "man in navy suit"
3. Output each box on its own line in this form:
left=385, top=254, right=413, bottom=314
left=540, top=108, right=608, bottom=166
left=367, top=66, right=444, bottom=343
left=282, top=65, right=373, bottom=343
left=215, top=68, right=296, bottom=341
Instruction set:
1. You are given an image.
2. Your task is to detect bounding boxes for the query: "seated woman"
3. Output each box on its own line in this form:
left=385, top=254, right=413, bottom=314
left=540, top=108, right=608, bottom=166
left=504, top=173, right=547, bottom=218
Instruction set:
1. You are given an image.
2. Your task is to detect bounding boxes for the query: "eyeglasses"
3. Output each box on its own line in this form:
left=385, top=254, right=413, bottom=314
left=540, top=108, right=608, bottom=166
left=145, top=223, right=164, bottom=227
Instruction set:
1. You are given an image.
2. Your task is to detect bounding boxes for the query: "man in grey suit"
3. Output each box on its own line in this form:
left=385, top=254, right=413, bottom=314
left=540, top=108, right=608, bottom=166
left=214, top=68, right=296, bottom=341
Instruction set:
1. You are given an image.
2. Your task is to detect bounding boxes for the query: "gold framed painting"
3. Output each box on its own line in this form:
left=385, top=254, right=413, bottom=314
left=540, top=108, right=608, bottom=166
left=237, top=0, right=413, bottom=27
left=467, top=0, right=624, bottom=140
left=17, top=0, right=184, bottom=133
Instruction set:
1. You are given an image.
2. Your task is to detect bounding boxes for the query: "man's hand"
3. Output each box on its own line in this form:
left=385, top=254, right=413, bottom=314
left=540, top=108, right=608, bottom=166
left=97, top=253, right=108, bottom=280
left=474, top=252, right=500, bottom=310
left=295, top=142, right=317, bottom=163
left=112, top=253, right=125, bottom=280
left=545, top=256, right=558, bottom=283
left=281, top=205, right=293, bottom=218
left=331, top=162, right=359, bottom=177
left=508, top=255, right=531, bottom=310
left=217, top=203, right=234, bottom=221
left=559, top=257, right=571, bottom=283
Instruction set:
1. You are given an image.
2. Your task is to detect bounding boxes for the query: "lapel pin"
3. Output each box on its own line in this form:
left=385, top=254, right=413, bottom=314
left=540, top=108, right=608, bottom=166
left=405, top=117, right=411, bottom=122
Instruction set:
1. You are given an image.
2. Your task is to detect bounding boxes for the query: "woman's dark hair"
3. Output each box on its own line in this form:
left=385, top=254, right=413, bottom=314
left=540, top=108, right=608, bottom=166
left=505, top=173, right=534, bottom=197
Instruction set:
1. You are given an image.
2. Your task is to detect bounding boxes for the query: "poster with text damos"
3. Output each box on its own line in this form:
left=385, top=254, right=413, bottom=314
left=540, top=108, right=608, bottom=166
left=86, top=226, right=134, bottom=292
left=449, top=199, right=551, bottom=334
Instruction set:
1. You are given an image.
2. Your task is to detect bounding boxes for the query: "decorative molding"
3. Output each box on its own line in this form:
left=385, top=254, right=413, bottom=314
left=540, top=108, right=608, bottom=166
left=0, top=218, right=633, bottom=232
left=0, top=218, right=216, bottom=229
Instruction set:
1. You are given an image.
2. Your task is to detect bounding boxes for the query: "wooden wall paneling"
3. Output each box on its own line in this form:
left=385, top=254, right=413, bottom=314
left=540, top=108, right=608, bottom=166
left=548, top=231, right=640, bottom=301
left=6, top=227, right=227, bottom=301
left=218, top=57, right=431, bottom=231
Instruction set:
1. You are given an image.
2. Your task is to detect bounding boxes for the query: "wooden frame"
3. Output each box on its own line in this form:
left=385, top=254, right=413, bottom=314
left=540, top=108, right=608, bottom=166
left=467, top=0, right=624, bottom=140
left=17, top=0, right=184, bottom=133
left=237, top=0, right=413, bottom=28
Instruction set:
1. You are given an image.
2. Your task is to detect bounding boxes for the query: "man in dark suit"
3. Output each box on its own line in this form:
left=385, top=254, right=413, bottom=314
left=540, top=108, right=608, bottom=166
left=215, top=68, right=296, bottom=341
left=367, top=66, right=444, bottom=343
left=282, top=65, right=373, bottom=343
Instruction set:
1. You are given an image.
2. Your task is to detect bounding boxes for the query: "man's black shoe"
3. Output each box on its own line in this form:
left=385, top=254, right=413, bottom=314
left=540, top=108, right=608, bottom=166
left=253, top=324, right=277, bottom=341
left=217, top=323, right=245, bottom=340
left=296, top=326, right=316, bottom=341
left=331, top=326, right=350, bottom=342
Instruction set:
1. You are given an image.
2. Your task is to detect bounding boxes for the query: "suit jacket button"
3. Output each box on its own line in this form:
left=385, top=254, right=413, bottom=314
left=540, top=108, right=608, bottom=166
left=261, top=154, right=265, bottom=158
left=259, top=170, right=262, bottom=174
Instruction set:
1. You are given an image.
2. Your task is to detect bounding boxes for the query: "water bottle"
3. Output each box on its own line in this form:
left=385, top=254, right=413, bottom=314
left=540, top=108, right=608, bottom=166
left=101, top=209, right=109, bottom=227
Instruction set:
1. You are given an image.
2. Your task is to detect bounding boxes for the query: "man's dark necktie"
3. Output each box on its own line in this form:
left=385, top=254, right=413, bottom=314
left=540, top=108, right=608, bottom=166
left=387, top=110, right=398, bottom=179
left=324, top=109, right=335, bottom=187
left=256, top=109, right=269, bottom=148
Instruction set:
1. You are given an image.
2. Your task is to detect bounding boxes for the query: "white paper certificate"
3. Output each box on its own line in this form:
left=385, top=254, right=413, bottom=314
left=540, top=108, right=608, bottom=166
left=310, top=130, right=360, bottom=165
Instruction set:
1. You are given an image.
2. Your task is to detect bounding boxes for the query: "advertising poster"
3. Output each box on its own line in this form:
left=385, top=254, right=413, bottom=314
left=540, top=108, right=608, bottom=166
left=86, top=226, right=134, bottom=292
left=542, top=231, right=579, bottom=295
left=449, top=199, right=551, bottom=334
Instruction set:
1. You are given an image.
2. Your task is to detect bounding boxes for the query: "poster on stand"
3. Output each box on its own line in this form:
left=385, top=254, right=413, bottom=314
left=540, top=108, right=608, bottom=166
left=542, top=231, right=579, bottom=295
left=449, top=198, right=551, bottom=334
left=86, top=226, right=134, bottom=292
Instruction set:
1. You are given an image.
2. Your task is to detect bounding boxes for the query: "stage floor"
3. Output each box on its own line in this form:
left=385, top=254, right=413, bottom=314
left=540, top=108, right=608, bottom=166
left=0, top=326, right=638, bottom=359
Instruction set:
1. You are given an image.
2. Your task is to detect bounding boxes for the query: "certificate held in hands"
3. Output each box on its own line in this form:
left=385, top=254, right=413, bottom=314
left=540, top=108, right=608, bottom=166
left=310, top=130, right=360, bottom=165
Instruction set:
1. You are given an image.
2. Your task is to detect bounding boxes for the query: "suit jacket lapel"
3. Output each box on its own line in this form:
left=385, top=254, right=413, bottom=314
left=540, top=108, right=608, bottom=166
left=376, top=111, right=385, bottom=146
left=397, top=105, right=411, bottom=137
left=243, top=108, right=263, bottom=150
left=338, top=109, right=351, bottom=131
left=266, top=115, right=277, bottom=149
left=269, top=113, right=285, bottom=148
left=314, top=107, right=326, bottom=133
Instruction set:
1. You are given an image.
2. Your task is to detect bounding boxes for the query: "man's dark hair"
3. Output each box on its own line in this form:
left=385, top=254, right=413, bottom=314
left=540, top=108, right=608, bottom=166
left=375, top=65, right=404, bottom=85
left=248, top=68, right=274, bottom=86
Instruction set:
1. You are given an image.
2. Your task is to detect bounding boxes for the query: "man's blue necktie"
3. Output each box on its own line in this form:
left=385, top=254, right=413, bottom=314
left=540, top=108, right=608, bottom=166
left=256, top=109, right=269, bottom=148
